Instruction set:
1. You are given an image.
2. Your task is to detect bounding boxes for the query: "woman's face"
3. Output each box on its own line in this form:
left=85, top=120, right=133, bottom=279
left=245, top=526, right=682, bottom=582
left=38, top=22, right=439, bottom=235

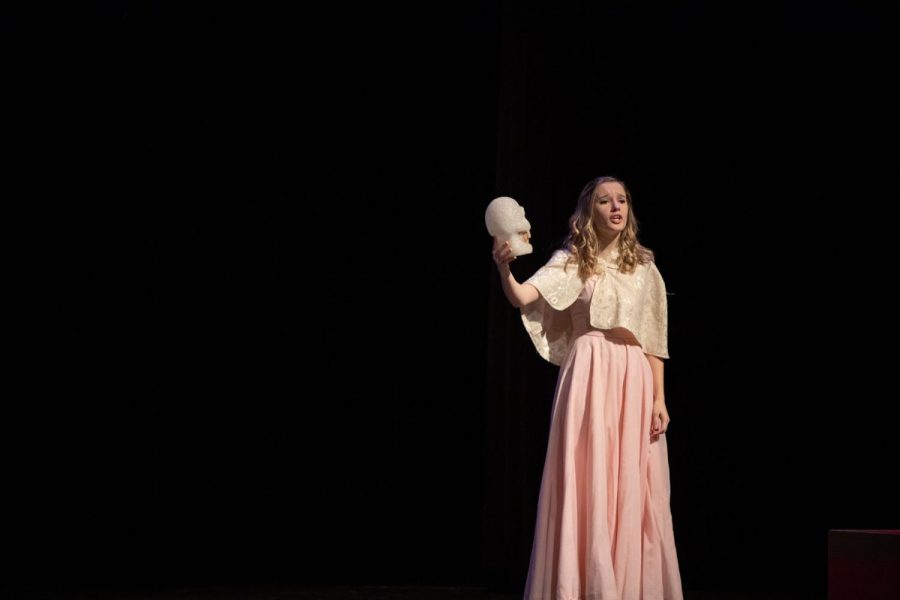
left=592, top=181, right=629, bottom=236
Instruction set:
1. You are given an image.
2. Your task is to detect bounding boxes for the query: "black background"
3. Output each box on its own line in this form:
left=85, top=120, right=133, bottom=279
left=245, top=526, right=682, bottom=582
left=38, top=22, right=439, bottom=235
left=5, top=1, right=898, bottom=597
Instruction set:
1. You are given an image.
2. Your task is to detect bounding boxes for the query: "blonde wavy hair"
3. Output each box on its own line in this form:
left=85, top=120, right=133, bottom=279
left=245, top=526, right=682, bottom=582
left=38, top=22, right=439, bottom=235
left=562, top=176, right=654, bottom=279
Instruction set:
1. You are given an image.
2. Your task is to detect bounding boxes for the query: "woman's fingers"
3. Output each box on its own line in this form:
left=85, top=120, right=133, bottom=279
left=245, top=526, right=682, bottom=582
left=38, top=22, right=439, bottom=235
left=492, top=241, right=517, bottom=266
left=492, top=243, right=515, bottom=266
left=658, top=416, right=669, bottom=434
left=651, top=411, right=670, bottom=435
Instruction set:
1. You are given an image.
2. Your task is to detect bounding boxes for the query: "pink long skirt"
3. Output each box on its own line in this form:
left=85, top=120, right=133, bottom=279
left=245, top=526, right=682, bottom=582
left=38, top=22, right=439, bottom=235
left=523, top=329, right=683, bottom=600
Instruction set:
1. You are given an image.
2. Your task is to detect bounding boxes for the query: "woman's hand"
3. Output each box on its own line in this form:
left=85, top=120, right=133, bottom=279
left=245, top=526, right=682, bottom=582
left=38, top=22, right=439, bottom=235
left=492, top=239, right=517, bottom=272
left=492, top=240, right=540, bottom=307
left=650, top=398, right=670, bottom=441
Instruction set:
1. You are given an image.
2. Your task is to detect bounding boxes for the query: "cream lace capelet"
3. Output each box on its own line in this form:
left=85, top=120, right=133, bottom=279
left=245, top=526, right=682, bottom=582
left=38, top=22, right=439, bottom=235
left=519, top=248, right=669, bottom=365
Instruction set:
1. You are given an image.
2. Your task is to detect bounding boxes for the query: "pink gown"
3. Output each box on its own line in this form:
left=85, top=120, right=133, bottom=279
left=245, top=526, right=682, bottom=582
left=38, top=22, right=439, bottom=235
left=523, top=274, right=684, bottom=600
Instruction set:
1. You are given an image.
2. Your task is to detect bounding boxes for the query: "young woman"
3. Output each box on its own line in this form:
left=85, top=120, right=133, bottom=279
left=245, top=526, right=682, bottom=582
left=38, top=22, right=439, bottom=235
left=492, top=176, right=683, bottom=599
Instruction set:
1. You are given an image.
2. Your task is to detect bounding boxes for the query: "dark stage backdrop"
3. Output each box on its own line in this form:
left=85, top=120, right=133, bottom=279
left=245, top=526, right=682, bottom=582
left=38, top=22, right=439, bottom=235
left=6, top=1, right=898, bottom=598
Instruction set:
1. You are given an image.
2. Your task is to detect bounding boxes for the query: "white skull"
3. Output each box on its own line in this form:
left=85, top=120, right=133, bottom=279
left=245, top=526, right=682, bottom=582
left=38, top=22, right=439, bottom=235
left=485, top=196, right=533, bottom=256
